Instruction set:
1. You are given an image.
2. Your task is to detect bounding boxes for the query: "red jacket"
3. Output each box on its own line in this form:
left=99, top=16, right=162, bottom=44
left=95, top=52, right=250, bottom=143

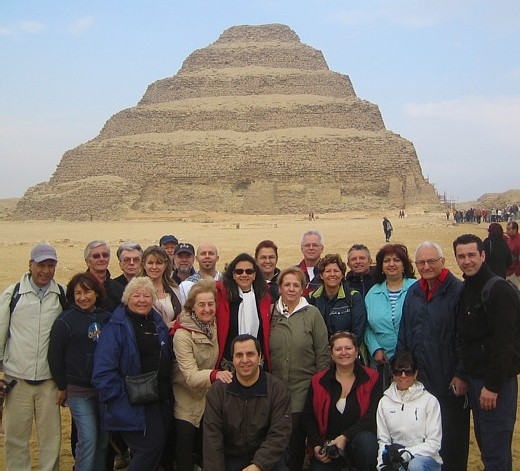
left=215, top=280, right=272, bottom=371
left=311, top=364, right=379, bottom=439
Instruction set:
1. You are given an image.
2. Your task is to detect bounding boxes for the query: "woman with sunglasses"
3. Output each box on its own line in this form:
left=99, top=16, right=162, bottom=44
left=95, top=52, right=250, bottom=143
left=376, top=350, right=442, bottom=471
left=301, top=331, right=381, bottom=471
left=215, top=253, right=272, bottom=371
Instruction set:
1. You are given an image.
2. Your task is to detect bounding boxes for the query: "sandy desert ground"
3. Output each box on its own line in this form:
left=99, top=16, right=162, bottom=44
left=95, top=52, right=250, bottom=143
left=0, top=209, right=518, bottom=470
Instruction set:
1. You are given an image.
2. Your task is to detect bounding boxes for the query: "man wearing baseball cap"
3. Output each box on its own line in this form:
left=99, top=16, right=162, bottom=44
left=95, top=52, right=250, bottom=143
left=0, top=242, right=66, bottom=470
left=160, top=234, right=178, bottom=265
left=172, top=243, right=196, bottom=284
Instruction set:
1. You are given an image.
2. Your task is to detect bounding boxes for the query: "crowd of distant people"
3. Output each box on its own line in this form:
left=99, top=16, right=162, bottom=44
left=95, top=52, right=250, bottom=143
left=448, top=204, right=519, bottom=224
left=0, top=222, right=519, bottom=471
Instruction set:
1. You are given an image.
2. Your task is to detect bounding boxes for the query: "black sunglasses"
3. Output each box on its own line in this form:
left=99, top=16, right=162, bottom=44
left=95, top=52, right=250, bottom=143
left=234, top=268, right=255, bottom=275
left=392, top=367, right=416, bottom=377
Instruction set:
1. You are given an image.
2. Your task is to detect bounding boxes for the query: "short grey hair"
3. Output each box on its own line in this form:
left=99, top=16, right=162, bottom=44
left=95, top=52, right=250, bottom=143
left=347, top=244, right=371, bottom=260
left=121, top=276, right=158, bottom=305
left=415, top=241, right=444, bottom=260
left=300, top=230, right=324, bottom=246
left=116, top=242, right=143, bottom=261
left=84, top=240, right=110, bottom=260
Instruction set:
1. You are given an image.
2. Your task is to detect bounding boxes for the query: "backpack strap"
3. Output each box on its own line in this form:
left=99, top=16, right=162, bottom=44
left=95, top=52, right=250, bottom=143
left=57, top=284, right=67, bottom=310
left=8, top=282, right=66, bottom=338
left=8, top=282, right=21, bottom=315
left=481, top=275, right=505, bottom=306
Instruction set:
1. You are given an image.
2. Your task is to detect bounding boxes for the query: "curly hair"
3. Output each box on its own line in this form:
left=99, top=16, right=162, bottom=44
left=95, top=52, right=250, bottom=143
left=317, top=253, right=347, bottom=279
left=374, top=243, right=415, bottom=284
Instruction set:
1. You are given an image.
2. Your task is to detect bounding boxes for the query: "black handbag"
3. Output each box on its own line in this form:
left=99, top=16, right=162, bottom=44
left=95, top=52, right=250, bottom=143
left=124, top=349, right=161, bottom=406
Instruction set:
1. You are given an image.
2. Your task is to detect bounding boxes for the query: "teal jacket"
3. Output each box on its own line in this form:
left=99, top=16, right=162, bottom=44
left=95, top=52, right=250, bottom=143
left=364, top=278, right=416, bottom=362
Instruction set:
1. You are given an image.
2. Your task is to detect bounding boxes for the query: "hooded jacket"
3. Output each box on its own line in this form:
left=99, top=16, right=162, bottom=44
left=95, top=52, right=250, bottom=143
left=270, top=299, right=329, bottom=413
left=376, top=381, right=442, bottom=470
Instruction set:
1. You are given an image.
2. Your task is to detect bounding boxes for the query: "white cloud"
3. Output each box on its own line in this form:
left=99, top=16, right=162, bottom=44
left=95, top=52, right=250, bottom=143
left=402, top=95, right=520, bottom=201
left=0, top=21, right=45, bottom=37
left=0, top=26, right=13, bottom=36
left=20, top=21, right=46, bottom=34
left=68, top=16, right=94, bottom=35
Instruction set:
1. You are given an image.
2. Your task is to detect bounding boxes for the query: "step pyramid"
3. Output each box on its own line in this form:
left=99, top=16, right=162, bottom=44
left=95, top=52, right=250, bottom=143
left=14, top=23, right=439, bottom=220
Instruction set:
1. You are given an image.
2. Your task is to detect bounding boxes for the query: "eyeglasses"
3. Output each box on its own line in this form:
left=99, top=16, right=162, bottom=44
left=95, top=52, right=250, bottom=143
left=122, top=257, right=141, bottom=264
left=91, top=252, right=110, bottom=259
left=392, top=367, right=416, bottom=377
left=234, top=268, right=255, bottom=275
left=415, top=257, right=442, bottom=268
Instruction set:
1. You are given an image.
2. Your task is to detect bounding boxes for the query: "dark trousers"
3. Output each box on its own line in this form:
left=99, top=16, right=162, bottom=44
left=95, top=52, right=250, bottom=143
left=436, top=393, right=470, bottom=471
left=106, top=432, right=128, bottom=470
left=468, top=376, right=517, bottom=471
left=121, top=402, right=171, bottom=471
left=288, top=412, right=306, bottom=471
left=161, top=414, right=176, bottom=471
left=225, top=454, right=288, bottom=471
left=175, top=419, right=202, bottom=471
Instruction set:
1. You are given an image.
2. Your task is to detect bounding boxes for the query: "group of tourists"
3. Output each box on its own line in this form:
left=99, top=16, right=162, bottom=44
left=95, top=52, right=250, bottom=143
left=450, top=204, right=519, bottom=224
left=0, top=224, right=519, bottom=471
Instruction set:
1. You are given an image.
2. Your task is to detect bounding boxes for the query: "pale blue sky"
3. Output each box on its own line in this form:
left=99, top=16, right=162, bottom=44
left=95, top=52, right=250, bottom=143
left=1, top=1, right=519, bottom=202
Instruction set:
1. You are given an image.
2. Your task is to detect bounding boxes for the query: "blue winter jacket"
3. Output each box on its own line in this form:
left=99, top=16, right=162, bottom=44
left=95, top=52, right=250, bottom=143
left=92, top=304, right=171, bottom=432
left=309, top=282, right=367, bottom=345
left=364, top=278, right=417, bottom=362
left=397, top=271, right=463, bottom=397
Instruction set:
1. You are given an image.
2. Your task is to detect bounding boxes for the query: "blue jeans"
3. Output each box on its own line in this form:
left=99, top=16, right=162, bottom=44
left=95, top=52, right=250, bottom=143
left=68, top=395, right=109, bottom=471
left=408, top=455, right=441, bottom=471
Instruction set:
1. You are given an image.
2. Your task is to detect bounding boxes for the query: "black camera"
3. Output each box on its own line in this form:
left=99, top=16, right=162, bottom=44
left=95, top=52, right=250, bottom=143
left=320, top=441, right=339, bottom=459
left=381, top=443, right=407, bottom=470
left=0, top=379, right=17, bottom=397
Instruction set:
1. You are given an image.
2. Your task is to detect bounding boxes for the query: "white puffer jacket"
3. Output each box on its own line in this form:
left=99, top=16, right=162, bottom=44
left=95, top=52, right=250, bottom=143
left=376, top=381, right=442, bottom=470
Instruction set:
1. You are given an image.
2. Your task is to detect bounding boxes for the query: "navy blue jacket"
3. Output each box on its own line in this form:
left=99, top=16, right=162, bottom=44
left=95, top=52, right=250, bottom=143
left=92, top=304, right=171, bottom=431
left=48, top=304, right=111, bottom=390
left=309, top=282, right=367, bottom=345
left=397, top=271, right=463, bottom=398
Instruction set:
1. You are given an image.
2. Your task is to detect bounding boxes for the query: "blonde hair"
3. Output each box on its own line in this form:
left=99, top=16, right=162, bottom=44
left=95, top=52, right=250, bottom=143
left=122, top=276, right=158, bottom=305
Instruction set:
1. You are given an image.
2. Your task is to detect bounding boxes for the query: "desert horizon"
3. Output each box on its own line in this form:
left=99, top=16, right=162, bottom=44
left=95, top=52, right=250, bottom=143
left=0, top=210, right=518, bottom=470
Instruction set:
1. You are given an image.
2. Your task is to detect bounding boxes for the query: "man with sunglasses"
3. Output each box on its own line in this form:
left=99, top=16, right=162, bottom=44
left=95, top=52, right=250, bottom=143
left=84, top=240, right=124, bottom=313
left=114, top=241, right=143, bottom=287
left=397, top=241, right=469, bottom=471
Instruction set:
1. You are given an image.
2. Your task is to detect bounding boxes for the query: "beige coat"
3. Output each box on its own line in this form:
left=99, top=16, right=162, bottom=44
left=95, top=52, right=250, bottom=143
left=172, top=310, right=218, bottom=427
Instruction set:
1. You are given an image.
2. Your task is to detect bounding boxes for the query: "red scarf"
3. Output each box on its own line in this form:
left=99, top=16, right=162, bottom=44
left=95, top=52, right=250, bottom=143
left=419, top=267, right=449, bottom=301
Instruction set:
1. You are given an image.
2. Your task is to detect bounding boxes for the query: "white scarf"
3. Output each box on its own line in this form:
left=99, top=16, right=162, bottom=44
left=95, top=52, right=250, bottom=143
left=238, top=288, right=260, bottom=336
left=276, top=296, right=309, bottom=318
